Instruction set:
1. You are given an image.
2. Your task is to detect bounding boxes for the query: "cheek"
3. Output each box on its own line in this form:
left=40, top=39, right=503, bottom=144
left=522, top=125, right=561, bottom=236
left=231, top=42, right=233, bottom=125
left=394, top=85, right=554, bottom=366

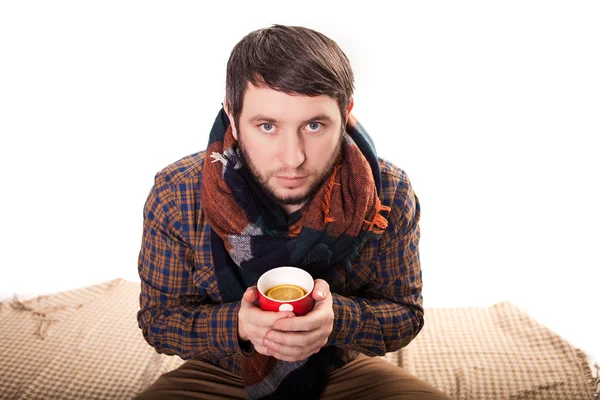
left=307, top=136, right=339, bottom=165
left=243, top=136, right=278, bottom=169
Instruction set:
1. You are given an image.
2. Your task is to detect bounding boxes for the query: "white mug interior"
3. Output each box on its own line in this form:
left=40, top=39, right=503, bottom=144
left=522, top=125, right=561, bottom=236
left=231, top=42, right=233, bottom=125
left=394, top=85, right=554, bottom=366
left=257, top=266, right=314, bottom=302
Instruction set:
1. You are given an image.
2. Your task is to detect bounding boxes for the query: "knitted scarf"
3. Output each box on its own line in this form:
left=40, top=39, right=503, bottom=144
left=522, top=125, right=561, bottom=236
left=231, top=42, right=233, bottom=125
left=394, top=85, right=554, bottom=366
left=201, top=108, right=390, bottom=399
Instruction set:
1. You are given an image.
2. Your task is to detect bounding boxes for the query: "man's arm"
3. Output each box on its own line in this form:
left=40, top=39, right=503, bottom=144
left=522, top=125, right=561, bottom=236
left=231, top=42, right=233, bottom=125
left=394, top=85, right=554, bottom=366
left=137, top=174, right=246, bottom=360
left=326, top=169, right=423, bottom=356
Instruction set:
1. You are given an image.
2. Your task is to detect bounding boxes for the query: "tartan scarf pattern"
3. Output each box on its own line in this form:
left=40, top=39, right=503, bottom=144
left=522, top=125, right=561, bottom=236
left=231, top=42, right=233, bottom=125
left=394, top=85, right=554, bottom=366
left=201, top=108, right=390, bottom=399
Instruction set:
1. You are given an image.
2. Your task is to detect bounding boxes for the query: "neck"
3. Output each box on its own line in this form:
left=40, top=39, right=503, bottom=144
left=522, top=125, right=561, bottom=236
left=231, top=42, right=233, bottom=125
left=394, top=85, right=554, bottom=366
left=282, top=203, right=304, bottom=215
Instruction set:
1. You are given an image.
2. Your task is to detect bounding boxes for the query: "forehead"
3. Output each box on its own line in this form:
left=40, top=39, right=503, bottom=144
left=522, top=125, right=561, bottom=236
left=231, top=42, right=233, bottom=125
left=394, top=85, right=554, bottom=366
left=240, top=83, right=341, bottom=123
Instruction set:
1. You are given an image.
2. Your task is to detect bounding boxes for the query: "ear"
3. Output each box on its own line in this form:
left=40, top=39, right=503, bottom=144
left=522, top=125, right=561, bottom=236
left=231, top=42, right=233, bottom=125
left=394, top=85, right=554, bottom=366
left=223, top=98, right=239, bottom=140
left=345, top=98, right=354, bottom=123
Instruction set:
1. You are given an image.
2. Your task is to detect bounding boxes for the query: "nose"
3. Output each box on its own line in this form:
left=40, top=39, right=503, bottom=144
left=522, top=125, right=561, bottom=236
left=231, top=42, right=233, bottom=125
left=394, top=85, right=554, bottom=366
left=278, top=131, right=305, bottom=168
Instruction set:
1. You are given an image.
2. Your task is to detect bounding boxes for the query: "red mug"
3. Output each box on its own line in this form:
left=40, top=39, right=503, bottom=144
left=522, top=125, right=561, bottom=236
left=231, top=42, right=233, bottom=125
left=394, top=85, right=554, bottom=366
left=257, top=266, right=315, bottom=316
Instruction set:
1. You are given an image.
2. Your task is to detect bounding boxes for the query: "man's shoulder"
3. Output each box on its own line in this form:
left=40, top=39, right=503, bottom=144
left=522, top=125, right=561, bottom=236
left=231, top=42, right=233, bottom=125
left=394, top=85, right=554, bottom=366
left=153, top=151, right=207, bottom=188
left=377, top=158, right=412, bottom=203
left=378, top=158, right=407, bottom=179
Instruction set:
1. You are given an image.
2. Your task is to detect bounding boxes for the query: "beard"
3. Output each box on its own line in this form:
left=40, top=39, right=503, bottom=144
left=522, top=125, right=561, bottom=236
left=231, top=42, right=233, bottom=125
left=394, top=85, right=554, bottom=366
left=237, top=132, right=344, bottom=207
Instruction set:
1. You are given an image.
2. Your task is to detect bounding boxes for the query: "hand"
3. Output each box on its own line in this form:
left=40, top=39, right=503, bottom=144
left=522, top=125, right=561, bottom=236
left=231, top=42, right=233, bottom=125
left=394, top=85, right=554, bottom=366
left=238, top=286, right=294, bottom=356
left=262, top=279, right=334, bottom=362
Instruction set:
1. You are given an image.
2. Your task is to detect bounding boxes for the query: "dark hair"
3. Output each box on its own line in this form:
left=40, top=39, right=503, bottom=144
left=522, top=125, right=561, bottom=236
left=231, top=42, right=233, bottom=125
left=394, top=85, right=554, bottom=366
left=225, top=24, right=354, bottom=129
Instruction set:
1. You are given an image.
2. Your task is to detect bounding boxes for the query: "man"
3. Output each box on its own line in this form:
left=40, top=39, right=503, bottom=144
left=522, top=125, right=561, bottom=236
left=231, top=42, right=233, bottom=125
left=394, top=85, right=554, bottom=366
left=135, top=24, right=449, bottom=400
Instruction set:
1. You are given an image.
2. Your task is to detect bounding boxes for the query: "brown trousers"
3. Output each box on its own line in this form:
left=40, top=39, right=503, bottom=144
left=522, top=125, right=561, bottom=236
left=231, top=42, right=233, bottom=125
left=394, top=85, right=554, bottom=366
left=134, top=354, right=450, bottom=400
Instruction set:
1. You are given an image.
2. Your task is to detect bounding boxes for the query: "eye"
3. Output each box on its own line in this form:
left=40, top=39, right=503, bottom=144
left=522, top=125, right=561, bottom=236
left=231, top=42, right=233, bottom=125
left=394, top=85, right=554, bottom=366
left=305, top=122, right=323, bottom=133
left=259, top=123, right=275, bottom=133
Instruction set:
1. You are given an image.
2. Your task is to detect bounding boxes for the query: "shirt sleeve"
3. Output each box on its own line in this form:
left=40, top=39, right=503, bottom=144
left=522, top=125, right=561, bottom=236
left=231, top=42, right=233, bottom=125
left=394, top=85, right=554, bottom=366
left=326, top=169, right=424, bottom=356
left=136, top=172, right=252, bottom=360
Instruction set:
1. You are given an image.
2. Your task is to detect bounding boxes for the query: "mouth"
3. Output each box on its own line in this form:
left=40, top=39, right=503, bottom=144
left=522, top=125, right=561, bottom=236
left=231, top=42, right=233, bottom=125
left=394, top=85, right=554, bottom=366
left=274, top=175, right=308, bottom=188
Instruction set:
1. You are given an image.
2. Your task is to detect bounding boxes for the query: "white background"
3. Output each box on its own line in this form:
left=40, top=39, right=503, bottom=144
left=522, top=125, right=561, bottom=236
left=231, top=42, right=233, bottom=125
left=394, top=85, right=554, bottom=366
left=1, top=1, right=598, bottom=363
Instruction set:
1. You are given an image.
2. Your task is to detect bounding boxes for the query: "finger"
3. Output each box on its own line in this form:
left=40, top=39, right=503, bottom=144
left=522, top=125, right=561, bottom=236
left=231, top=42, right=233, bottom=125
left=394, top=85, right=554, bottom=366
left=269, top=343, right=320, bottom=359
left=273, top=313, right=324, bottom=332
left=265, top=329, right=322, bottom=348
left=264, top=339, right=305, bottom=358
left=311, top=279, right=330, bottom=301
left=242, top=286, right=258, bottom=303
left=249, top=308, right=295, bottom=328
left=253, top=343, right=271, bottom=356
left=269, top=349, right=314, bottom=362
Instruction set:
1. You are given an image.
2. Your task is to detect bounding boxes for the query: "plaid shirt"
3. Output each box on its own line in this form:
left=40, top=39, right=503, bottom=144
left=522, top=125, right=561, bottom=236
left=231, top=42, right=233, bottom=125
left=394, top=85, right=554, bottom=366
left=137, top=151, right=423, bottom=376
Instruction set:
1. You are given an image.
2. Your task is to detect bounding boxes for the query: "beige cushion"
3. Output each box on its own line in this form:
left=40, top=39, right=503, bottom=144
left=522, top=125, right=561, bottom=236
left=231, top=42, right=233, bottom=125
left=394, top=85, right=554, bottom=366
left=1, top=279, right=597, bottom=399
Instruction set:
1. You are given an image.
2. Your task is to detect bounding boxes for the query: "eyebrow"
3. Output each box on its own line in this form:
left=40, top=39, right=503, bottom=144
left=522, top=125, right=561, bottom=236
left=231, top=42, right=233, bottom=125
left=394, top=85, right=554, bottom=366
left=248, top=114, right=335, bottom=125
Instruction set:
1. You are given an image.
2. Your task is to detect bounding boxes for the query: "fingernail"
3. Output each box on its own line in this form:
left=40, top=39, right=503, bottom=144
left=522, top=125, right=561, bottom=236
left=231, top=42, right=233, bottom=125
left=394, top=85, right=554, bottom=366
left=317, top=291, right=324, bottom=298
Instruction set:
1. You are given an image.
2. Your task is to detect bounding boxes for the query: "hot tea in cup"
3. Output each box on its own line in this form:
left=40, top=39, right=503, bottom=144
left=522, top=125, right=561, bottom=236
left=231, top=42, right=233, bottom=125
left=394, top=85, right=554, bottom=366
left=266, top=284, right=307, bottom=301
left=257, top=267, right=314, bottom=315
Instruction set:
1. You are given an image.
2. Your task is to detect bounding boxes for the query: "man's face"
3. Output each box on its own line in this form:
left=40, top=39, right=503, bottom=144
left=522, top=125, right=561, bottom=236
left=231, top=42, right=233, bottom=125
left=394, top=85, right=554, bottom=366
left=227, top=83, right=352, bottom=214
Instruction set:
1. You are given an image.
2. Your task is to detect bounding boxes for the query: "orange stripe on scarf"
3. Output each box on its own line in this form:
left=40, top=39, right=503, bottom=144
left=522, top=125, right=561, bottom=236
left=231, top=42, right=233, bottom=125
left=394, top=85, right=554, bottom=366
left=288, top=163, right=340, bottom=237
left=364, top=203, right=392, bottom=235
left=322, top=164, right=341, bottom=225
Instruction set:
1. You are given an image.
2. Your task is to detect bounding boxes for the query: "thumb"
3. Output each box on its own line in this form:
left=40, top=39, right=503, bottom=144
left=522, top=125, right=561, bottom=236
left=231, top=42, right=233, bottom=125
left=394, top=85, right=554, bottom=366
left=243, top=286, right=258, bottom=303
left=311, top=279, right=330, bottom=301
